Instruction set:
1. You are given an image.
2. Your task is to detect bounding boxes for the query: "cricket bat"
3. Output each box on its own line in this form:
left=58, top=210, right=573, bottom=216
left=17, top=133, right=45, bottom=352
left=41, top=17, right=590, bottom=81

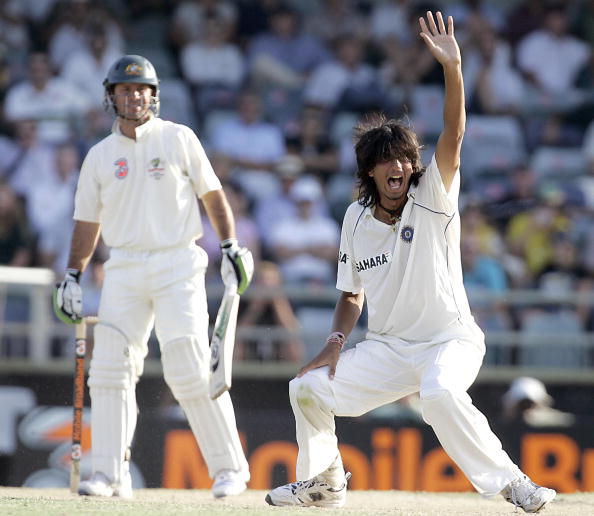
left=71, top=316, right=98, bottom=493
left=209, top=285, right=240, bottom=399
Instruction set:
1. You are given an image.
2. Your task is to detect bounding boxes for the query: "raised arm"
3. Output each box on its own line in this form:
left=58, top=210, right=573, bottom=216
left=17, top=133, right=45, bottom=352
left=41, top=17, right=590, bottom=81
left=419, top=11, right=465, bottom=191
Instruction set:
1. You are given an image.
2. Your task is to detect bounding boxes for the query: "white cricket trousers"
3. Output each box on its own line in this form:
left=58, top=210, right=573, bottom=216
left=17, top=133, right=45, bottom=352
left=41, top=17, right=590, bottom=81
left=89, top=244, right=249, bottom=483
left=290, top=337, right=522, bottom=497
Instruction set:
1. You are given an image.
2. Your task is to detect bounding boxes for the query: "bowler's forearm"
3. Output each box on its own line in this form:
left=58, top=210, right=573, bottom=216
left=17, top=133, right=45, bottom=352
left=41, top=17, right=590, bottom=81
left=442, top=63, right=465, bottom=144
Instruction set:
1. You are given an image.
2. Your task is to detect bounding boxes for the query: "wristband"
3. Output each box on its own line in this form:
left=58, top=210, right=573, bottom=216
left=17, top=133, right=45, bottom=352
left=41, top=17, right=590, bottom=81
left=65, top=268, right=81, bottom=283
left=326, top=331, right=346, bottom=350
left=220, top=238, right=238, bottom=250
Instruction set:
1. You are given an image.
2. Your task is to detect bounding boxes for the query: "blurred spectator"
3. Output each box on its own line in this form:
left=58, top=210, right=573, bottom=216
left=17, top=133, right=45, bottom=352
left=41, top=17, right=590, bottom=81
left=23, top=142, right=79, bottom=271
left=461, top=199, right=505, bottom=257
left=285, top=106, right=338, bottom=182
left=377, top=8, right=443, bottom=98
left=462, top=27, right=525, bottom=115
left=60, top=21, right=121, bottom=109
left=447, top=0, right=505, bottom=36
left=269, top=177, right=339, bottom=285
left=46, top=0, right=124, bottom=70
left=169, top=0, right=237, bottom=52
left=179, top=13, right=245, bottom=118
left=504, top=0, right=546, bottom=47
left=369, top=0, right=410, bottom=45
left=462, top=198, right=528, bottom=288
left=573, top=0, right=594, bottom=48
left=247, top=5, right=330, bottom=90
left=535, top=232, right=592, bottom=326
left=516, top=4, right=591, bottom=96
left=525, top=114, right=584, bottom=152
left=0, top=181, right=33, bottom=266
left=200, top=181, right=261, bottom=284
left=4, top=52, right=92, bottom=144
left=0, top=1, right=31, bottom=73
left=506, top=189, right=571, bottom=278
left=487, top=164, right=539, bottom=230
left=255, top=154, right=304, bottom=252
left=236, top=260, right=305, bottom=362
left=235, top=0, right=282, bottom=45
left=255, top=156, right=330, bottom=253
left=304, top=34, right=387, bottom=114
left=305, top=0, right=368, bottom=44
left=210, top=90, right=286, bottom=200
left=502, top=377, right=575, bottom=427
left=462, top=233, right=512, bottom=331
left=4, top=120, right=56, bottom=198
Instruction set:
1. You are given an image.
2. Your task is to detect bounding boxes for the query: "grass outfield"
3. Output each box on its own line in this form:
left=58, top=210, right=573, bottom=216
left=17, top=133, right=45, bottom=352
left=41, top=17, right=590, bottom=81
left=0, top=488, right=593, bottom=515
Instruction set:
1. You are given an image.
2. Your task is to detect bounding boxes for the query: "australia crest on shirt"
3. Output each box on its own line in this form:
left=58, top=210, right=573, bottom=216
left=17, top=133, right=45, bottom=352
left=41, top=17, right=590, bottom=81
left=148, top=157, right=165, bottom=180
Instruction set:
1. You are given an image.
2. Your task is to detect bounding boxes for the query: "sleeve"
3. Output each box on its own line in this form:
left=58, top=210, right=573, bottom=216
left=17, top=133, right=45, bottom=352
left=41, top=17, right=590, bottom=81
left=73, top=146, right=101, bottom=223
left=336, top=205, right=363, bottom=294
left=182, top=126, right=222, bottom=197
left=414, top=154, right=459, bottom=215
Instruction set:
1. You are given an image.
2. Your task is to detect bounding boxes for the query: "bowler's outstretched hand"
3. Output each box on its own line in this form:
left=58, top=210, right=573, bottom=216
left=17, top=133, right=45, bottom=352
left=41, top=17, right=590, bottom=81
left=419, top=11, right=461, bottom=67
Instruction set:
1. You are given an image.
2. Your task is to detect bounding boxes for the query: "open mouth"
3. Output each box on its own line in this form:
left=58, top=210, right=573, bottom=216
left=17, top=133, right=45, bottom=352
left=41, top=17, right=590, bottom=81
left=387, top=175, right=403, bottom=190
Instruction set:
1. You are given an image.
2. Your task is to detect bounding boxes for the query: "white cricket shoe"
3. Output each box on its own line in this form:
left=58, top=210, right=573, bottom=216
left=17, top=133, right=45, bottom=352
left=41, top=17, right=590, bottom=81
left=212, top=469, right=247, bottom=498
left=501, top=475, right=556, bottom=513
left=265, top=472, right=351, bottom=507
left=78, top=471, right=133, bottom=499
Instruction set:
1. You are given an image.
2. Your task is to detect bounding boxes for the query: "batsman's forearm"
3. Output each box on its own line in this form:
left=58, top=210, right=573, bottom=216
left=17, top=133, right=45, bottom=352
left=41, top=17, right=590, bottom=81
left=202, top=189, right=236, bottom=241
left=332, top=291, right=365, bottom=338
left=67, top=220, right=101, bottom=272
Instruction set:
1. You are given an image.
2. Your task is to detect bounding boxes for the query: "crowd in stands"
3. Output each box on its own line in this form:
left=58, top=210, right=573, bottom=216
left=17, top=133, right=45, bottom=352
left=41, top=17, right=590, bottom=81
left=1, top=0, right=594, bottom=364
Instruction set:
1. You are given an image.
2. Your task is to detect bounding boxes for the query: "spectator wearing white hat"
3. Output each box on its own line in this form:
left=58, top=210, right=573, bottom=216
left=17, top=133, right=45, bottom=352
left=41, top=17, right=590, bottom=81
left=502, top=377, right=575, bottom=427
left=268, top=176, right=339, bottom=286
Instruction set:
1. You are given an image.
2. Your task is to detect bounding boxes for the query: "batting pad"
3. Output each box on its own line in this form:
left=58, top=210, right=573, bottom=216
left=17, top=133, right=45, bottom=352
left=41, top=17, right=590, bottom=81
left=161, top=337, right=249, bottom=480
left=87, top=324, right=137, bottom=484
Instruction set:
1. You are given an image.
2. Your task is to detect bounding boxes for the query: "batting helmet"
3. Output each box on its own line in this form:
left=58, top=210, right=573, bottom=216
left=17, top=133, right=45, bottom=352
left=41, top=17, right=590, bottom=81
left=103, top=55, right=160, bottom=117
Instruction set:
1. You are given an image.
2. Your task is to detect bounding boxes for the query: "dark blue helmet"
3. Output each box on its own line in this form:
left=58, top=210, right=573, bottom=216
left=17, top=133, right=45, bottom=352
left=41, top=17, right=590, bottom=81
left=103, top=55, right=160, bottom=117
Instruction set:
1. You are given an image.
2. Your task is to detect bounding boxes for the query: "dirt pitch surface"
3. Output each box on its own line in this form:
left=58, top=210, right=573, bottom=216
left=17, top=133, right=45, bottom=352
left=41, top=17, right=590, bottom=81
left=0, top=488, right=593, bottom=516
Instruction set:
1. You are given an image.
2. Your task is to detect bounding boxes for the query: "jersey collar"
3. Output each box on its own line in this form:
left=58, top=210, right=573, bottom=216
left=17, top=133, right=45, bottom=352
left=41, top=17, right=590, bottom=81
left=112, top=116, right=159, bottom=140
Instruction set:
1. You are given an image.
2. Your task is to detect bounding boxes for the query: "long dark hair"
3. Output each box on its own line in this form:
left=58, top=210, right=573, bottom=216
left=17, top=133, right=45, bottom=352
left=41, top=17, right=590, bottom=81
left=354, top=114, right=425, bottom=208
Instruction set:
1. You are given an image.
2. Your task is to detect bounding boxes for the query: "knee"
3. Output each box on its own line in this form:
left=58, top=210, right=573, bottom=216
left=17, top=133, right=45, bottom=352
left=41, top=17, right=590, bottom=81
left=88, top=324, right=136, bottom=389
left=161, top=336, right=208, bottom=400
left=289, top=372, right=331, bottom=411
left=420, top=386, right=470, bottom=424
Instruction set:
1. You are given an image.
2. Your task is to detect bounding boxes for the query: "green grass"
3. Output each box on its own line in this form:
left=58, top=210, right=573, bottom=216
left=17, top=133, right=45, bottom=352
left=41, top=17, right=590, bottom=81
left=0, top=488, right=592, bottom=515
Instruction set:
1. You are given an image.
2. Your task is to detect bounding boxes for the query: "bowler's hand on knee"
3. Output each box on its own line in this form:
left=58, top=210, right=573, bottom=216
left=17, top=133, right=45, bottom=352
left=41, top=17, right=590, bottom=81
left=297, top=339, right=343, bottom=380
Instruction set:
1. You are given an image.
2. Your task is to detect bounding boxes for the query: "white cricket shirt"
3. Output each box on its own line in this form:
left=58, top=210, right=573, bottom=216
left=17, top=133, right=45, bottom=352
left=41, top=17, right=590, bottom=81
left=337, top=155, right=483, bottom=343
left=74, top=117, right=221, bottom=250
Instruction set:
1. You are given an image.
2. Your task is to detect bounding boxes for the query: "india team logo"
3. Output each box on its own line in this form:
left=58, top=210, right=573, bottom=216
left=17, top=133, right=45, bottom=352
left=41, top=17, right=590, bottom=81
left=400, top=225, right=414, bottom=243
left=114, top=158, right=129, bottom=179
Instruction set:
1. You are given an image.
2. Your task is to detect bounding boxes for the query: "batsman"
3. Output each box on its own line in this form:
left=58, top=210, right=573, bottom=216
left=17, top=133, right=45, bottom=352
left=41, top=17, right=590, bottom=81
left=53, top=55, right=253, bottom=499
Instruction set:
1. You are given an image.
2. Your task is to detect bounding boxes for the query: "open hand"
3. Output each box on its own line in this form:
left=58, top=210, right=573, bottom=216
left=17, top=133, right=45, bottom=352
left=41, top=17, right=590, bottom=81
left=419, top=11, right=461, bottom=68
left=296, top=341, right=342, bottom=379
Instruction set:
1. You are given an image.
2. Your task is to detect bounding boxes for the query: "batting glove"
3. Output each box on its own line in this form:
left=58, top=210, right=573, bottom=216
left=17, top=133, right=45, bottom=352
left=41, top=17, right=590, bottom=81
left=220, top=238, right=254, bottom=295
left=53, top=268, right=83, bottom=324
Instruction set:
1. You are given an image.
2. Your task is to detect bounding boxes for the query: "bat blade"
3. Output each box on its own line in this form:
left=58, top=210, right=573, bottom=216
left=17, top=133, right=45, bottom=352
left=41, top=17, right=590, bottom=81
left=209, top=287, right=240, bottom=400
